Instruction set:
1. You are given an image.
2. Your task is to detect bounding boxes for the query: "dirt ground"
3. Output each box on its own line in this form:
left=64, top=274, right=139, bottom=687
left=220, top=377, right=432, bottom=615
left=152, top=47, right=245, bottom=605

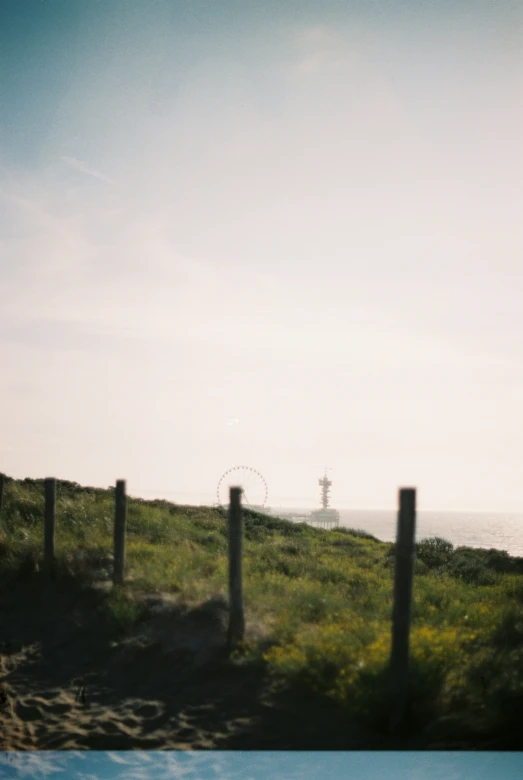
left=0, top=577, right=514, bottom=751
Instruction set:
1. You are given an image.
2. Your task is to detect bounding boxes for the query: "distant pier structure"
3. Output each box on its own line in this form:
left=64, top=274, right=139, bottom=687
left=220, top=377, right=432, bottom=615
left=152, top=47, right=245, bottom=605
left=309, top=470, right=340, bottom=529
left=275, top=471, right=341, bottom=529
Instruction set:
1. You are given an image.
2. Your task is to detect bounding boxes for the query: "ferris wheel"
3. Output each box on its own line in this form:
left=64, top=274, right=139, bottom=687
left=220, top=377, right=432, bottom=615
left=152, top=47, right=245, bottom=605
left=217, top=466, right=268, bottom=509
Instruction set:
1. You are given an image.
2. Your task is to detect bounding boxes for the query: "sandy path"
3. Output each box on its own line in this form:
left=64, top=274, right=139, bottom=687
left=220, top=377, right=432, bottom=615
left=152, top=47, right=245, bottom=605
left=0, top=579, right=384, bottom=750
left=0, top=577, right=516, bottom=750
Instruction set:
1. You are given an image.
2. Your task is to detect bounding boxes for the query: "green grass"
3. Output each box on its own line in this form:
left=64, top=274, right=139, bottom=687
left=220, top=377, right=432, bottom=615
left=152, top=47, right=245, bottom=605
left=1, top=474, right=522, bottom=739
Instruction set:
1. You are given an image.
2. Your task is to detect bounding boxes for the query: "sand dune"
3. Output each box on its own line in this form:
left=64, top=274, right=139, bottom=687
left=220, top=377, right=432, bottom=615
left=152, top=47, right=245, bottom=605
left=0, top=578, right=514, bottom=750
left=0, top=580, right=383, bottom=751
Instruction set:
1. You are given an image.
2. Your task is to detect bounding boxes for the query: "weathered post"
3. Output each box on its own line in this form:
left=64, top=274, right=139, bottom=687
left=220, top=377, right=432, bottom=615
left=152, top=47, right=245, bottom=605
left=227, top=486, right=245, bottom=652
left=44, top=477, right=56, bottom=573
left=113, top=480, right=127, bottom=585
left=113, top=479, right=127, bottom=585
left=0, top=473, right=5, bottom=522
left=389, top=487, right=417, bottom=732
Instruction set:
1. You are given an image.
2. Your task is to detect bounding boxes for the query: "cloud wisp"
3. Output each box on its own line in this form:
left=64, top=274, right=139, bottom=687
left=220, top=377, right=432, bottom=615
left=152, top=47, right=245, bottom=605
left=60, top=156, right=117, bottom=185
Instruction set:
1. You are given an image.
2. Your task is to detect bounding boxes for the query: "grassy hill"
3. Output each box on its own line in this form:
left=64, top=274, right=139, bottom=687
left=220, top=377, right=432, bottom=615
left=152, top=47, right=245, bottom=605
left=1, top=475, right=522, bottom=749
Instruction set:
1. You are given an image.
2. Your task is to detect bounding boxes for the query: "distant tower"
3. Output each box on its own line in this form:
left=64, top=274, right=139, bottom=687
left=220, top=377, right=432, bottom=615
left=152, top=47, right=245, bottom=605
left=310, top=468, right=339, bottom=529
left=318, top=471, right=332, bottom=510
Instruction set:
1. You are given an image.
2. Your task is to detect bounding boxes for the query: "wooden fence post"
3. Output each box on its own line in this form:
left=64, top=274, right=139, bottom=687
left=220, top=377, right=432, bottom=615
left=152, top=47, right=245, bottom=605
left=227, top=486, right=245, bottom=652
left=0, top=473, right=5, bottom=523
left=113, top=480, right=127, bottom=585
left=44, top=477, right=56, bottom=573
left=389, top=487, right=417, bottom=732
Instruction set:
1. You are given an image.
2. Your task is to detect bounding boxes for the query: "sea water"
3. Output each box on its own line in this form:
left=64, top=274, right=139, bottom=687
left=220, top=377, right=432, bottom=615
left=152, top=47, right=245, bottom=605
left=270, top=508, right=523, bottom=557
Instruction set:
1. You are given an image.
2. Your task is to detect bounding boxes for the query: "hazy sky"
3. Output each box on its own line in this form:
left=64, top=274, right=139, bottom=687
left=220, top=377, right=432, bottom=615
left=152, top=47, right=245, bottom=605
left=1, top=0, right=522, bottom=511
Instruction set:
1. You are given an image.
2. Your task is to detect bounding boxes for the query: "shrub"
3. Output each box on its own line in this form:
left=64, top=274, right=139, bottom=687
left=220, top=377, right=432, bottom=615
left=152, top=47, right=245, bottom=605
left=415, top=537, right=453, bottom=569
left=485, top=548, right=515, bottom=574
left=99, top=588, right=147, bottom=637
left=243, top=511, right=313, bottom=541
left=448, top=548, right=497, bottom=586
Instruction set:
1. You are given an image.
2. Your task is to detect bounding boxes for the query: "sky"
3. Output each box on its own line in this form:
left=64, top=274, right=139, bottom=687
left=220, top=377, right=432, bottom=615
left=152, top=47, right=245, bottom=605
left=1, top=750, right=522, bottom=780
left=1, top=0, right=522, bottom=512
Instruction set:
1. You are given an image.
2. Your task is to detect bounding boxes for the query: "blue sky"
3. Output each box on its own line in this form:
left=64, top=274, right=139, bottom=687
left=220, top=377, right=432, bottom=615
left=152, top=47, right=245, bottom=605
left=1, top=0, right=522, bottom=511
left=0, top=750, right=522, bottom=780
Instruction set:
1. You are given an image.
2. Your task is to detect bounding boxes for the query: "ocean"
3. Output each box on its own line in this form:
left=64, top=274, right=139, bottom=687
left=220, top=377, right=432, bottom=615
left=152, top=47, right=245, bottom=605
left=269, top=508, right=523, bottom=558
